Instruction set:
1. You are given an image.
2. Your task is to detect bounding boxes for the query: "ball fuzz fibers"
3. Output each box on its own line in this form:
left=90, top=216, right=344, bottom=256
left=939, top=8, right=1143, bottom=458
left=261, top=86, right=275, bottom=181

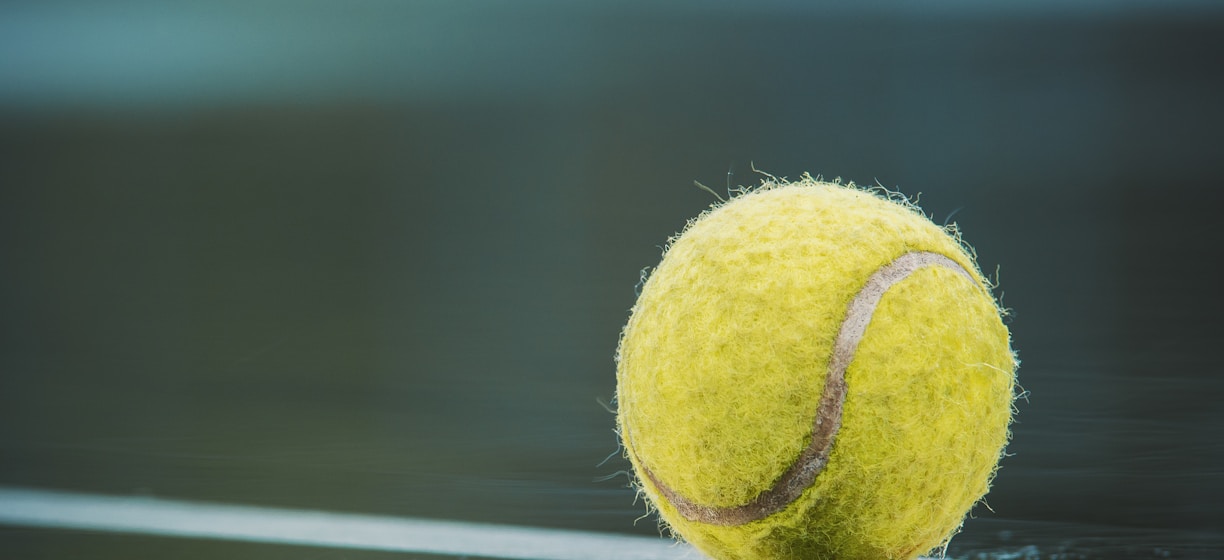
left=615, top=178, right=1016, bottom=560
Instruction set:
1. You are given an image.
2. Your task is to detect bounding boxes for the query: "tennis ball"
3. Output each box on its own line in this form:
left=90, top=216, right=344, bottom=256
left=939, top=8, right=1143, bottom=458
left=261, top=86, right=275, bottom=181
left=615, top=177, right=1015, bottom=560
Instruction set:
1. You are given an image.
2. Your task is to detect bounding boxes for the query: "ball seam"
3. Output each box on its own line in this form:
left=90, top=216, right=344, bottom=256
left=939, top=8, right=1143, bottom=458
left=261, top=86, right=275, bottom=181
left=633, top=250, right=976, bottom=526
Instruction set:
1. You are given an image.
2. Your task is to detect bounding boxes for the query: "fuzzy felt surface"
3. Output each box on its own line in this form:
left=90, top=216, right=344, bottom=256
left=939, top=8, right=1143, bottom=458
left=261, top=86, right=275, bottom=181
left=616, top=179, right=1016, bottom=560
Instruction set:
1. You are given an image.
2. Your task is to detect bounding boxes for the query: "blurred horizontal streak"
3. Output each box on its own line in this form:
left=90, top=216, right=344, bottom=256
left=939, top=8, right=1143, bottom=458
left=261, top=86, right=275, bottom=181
left=3, top=1, right=1222, bottom=109
left=0, top=2, right=603, bottom=107
left=0, top=486, right=702, bottom=560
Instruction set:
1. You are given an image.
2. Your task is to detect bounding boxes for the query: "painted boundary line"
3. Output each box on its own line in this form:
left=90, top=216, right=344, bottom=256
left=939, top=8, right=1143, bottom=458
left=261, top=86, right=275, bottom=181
left=0, top=486, right=703, bottom=560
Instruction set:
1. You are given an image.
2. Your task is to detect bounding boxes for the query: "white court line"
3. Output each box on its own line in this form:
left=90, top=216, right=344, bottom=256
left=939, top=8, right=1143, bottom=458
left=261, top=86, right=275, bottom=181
left=0, top=486, right=704, bottom=560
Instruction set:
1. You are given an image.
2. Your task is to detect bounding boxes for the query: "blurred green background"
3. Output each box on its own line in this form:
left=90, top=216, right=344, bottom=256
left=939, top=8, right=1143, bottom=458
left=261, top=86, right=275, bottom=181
left=2, top=1, right=1223, bottom=558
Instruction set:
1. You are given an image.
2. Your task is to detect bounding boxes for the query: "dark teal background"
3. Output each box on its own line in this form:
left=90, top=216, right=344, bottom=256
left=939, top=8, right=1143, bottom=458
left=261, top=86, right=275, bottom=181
left=2, top=2, right=1223, bottom=558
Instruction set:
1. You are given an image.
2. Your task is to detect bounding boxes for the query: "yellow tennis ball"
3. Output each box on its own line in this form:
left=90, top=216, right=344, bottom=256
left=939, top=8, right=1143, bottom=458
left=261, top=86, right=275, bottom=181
left=615, top=178, right=1016, bottom=560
